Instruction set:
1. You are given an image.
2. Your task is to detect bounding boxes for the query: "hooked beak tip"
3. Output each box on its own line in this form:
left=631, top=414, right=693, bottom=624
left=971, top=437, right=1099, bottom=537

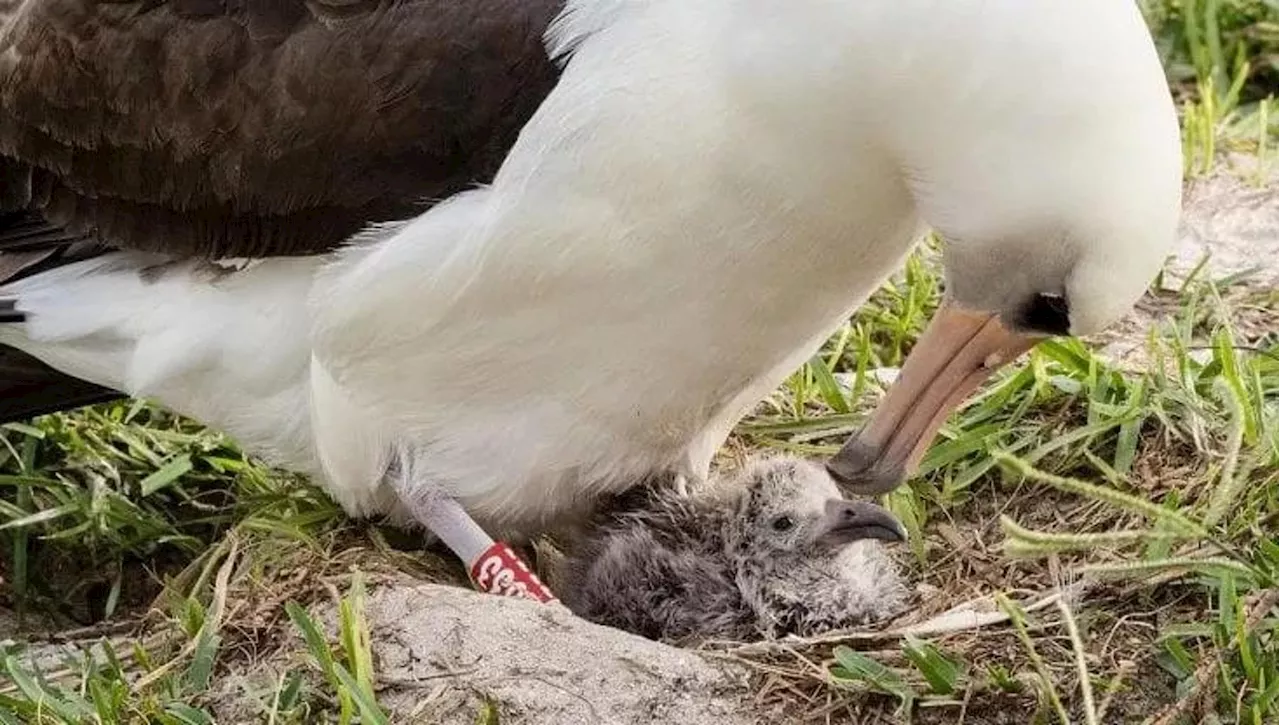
left=818, top=500, right=908, bottom=546
left=825, top=442, right=904, bottom=496
left=826, top=302, right=1041, bottom=497
left=870, top=517, right=908, bottom=543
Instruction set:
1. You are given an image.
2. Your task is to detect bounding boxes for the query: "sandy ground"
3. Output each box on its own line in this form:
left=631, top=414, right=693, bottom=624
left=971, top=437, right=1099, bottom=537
left=1096, top=165, right=1279, bottom=366
left=211, top=584, right=762, bottom=724
left=1172, top=162, right=1278, bottom=284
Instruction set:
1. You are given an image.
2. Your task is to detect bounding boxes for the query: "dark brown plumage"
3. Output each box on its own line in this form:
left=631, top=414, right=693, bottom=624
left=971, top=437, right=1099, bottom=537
left=0, top=347, right=118, bottom=417
left=0, top=0, right=566, bottom=418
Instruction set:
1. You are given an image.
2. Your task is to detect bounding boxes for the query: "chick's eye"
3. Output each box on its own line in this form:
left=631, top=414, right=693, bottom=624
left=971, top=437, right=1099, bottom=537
left=770, top=516, right=794, bottom=532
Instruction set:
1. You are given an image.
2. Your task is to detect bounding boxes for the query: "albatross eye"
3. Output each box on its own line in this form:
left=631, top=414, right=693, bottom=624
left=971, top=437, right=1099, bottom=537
left=770, top=515, right=795, bottom=532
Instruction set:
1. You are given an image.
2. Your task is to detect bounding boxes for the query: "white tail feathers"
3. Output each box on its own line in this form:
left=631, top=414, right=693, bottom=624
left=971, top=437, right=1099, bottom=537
left=0, top=253, right=321, bottom=473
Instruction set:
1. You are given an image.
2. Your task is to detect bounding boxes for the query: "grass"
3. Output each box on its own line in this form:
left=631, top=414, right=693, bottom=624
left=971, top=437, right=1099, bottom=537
left=1144, top=0, right=1279, bottom=176
left=0, top=1, right=1277, bottom=723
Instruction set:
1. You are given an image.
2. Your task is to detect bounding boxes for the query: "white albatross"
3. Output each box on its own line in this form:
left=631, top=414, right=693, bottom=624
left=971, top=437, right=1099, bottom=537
left=0, top=0, right=1181, bottom=598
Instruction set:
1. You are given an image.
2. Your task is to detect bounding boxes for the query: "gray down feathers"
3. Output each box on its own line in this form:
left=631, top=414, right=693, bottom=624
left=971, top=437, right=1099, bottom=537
left=561, top=455, right=908, bottom=643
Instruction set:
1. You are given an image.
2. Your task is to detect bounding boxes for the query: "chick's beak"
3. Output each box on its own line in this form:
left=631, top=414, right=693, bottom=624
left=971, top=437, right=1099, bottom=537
left=815, top=499, right=907, bottom=547
left=827, top=301, right=1041, bottom=495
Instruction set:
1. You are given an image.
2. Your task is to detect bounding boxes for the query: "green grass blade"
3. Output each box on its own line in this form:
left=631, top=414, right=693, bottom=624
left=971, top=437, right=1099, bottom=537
left=332, top=664, right=391, bottom=725
left=901, top=636, right=962, bottom=695
left=140, top=455, right=194, bottom=497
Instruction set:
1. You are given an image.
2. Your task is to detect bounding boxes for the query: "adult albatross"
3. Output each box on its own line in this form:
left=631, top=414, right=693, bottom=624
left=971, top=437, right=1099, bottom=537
left=0, top=0, right=1181, bottom=599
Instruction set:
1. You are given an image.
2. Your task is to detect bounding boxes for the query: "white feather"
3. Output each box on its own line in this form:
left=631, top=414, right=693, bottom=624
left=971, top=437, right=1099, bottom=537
left=543, top=0, right=634, bottom=63
left=0, top=254, right=322, bottom=474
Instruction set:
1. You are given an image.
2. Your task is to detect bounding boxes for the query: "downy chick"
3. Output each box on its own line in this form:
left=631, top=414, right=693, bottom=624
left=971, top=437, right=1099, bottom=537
left=562, top=455, right=908, bottom=642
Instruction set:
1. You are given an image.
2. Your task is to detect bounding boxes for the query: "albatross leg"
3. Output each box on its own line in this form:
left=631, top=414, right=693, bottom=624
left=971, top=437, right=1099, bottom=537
left=389, top=478, right=557, bottom=603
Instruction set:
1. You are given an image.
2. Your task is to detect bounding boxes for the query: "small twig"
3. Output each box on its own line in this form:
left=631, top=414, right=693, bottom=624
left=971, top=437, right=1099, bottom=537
left=996, top=593, right=1071, bottom=725
left=525, top=674, right=605, bottom=721
left=1054, top=596, right=1098, bottom=725
left=716, top=584, right=1086, bottom=656
left=1096, top=660, right=1136, bottom=725
left=956, top=684, right=973, bottom=725
left=23, top=619, right=141, bottom=644
left=1145, top=588, right=1279, bottom=725
left=134, top=534, right=240, bottom=690
left=378, top=666, right=482, bottom=688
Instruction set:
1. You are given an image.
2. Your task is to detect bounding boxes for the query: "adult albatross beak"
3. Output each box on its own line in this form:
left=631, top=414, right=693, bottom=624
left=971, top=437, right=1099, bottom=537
left=827, top=300, right=1042, bottom=494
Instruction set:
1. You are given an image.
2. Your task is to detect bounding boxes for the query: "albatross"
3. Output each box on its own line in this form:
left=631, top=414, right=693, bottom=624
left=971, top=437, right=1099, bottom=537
left=0, top=0, right=1181, bottom=599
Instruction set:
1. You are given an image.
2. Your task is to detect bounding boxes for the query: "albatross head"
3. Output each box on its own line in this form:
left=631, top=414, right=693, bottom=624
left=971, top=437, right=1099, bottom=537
left=826, top=0, right=1184, bottom=494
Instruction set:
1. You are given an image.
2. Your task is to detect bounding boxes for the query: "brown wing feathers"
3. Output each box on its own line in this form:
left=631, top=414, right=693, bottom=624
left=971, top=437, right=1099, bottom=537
left=0, top=0, right=565, bottom=420
left=0, top=0, right=564, bottom=258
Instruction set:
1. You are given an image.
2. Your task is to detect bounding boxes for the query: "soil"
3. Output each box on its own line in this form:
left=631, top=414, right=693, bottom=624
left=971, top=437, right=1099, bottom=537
left=209, top=582, right=762, bottom=725
left=1094, top=165, right=1279, bottom=368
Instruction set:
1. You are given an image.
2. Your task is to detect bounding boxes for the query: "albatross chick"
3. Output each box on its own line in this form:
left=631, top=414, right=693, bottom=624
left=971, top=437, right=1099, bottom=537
left=562, top=455, right=908, bottom=642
